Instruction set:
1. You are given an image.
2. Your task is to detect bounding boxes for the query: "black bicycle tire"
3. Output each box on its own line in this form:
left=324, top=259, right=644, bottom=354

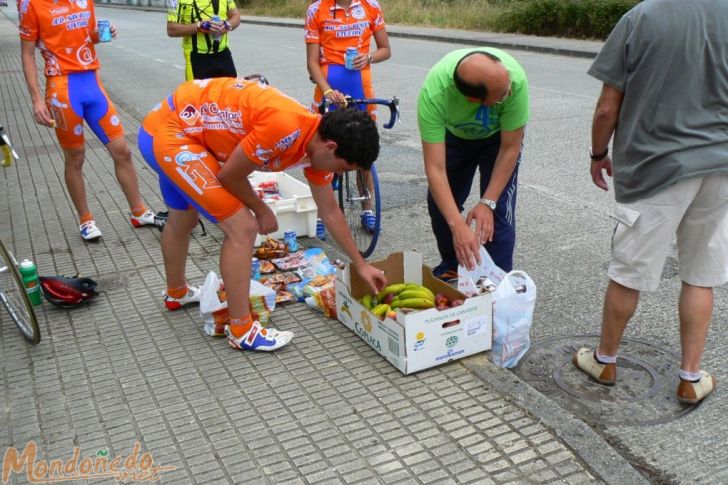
left=336, top=166, right=381, bottom=258
left=0, top=240, right=41, bottom=344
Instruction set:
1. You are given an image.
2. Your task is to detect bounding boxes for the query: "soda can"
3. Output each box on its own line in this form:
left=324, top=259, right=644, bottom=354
left=97, top=20, right=112, bottom=43
left=251, top=257, right=261, bottom=281
left=284, top=230, right=298, bottom=252
left=345, top=47, right=358, bottom=70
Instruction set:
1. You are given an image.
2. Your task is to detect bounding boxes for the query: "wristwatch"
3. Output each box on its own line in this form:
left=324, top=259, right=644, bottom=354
left=590, top=147, right=609, bottom=161
left=479, top=197, right=497, bottom=210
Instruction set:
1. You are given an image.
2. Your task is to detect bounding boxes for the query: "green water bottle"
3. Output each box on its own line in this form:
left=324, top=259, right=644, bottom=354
left=19, top=259, right=42, bottom=306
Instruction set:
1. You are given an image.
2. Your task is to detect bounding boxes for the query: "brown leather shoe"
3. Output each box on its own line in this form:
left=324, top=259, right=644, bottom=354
left=572, top=348, right=617, bottom=386
left=677, top=370, right=716, bottom=404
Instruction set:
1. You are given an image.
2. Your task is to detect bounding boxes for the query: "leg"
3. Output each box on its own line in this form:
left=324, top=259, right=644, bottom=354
left=161, top=207, right=199, bottom=290
left=218, top=207, right=294, bottom=351
left=106, top=136, right=145, bottom=210
left=678, top=283, right=713, bottom=373
left=62, top=146, right=91, bottom=218
left=216, top=208, right=258, bottom=321
left=428, top=132, right=480, bottom=274
left=476, top=136, right=519, bottom=272
left=598, top=279, right=640, bottom=356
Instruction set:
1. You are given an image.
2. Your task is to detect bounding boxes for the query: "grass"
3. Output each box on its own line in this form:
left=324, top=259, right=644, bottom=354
left=238, top=0, right=509, bottom=32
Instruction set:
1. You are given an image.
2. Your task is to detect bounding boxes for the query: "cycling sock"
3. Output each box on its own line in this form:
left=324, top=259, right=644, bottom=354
left=130, top=205, right=149, bottom=217
left=166, top=283, right=188, bottom=299
left=79, top=213, right=94, bottom=224
left=595, top=349, right=617, bottom=364
left=679, top=369, right=702, bottom=382
left=229, top=315, right=253, bottom=338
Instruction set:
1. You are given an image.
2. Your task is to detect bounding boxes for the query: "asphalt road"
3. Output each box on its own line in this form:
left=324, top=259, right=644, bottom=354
left=17, top=6, right=728, bottom=482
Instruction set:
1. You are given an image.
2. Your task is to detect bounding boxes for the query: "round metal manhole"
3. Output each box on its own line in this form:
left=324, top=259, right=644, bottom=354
left=513, top=334, right=703, bottom=426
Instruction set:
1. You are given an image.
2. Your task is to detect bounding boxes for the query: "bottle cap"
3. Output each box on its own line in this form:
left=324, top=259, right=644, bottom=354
left=19, top=259, right=34, bottom=269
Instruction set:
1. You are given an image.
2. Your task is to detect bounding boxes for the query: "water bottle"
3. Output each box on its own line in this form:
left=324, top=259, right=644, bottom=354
left=19, top=259, right=42, bottom=306
left=212, top=15, right=222, bottom=42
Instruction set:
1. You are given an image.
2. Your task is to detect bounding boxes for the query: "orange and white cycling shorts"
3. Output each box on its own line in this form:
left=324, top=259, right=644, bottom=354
left=46, top=71, right=125, bottom=149
left=138, top=97, right=244, bottom=223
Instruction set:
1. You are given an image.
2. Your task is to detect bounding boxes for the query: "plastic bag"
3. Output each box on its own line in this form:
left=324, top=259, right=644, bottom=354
left=457, top=247, right=506, bottom=297
left=199, top=271, right=277, bottom=336
left=491, top=271, right=536, bottom=368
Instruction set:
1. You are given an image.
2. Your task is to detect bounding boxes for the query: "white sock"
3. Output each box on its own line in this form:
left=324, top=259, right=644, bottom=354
left=595, top=349, right=617, bottom=364
left=679, top=369, right=701, bottom=382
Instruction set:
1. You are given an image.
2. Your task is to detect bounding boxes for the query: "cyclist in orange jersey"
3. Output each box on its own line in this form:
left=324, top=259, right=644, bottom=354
left=19, top=0, right=156, bottom=241
left=138, top=77, right=387, bottom=351
left=305, top=0, right=391, bottom=240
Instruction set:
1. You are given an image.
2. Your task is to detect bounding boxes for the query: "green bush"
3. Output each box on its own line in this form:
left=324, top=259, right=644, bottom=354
left=498, top=0, right=640, bottom=39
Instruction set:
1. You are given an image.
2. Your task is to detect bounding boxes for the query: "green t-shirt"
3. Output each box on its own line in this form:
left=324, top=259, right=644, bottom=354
left=167, top=0, right=235, bottom=54
left=417, top=48, right=529, bottom=143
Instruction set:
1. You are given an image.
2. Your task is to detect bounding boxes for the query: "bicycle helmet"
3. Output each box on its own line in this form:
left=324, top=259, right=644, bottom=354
left=39, top=276, right=99, bottom=307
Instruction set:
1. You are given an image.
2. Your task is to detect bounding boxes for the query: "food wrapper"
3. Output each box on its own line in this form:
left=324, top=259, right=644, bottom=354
left=271, top=251, right=308, bottom=271
left=255, top=236, right=288, bottom=259
left=308, top=283, right=336, bottom=318
left=260, top=260, right=276, bottom=274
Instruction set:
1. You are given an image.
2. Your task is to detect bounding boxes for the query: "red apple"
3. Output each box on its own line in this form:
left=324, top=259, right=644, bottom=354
left=436, top=304, right=449, bottom=311
left=382, top=293, right=396, bottom=305
left=451, top=299, right=464, bottom=307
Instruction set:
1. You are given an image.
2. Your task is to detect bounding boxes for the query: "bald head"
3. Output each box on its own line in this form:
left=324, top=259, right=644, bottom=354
left=453, top=52, right=511, bottom=105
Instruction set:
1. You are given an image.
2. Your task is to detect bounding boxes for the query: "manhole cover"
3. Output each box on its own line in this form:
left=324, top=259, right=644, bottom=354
left=513, top=335, right=702, bottom=426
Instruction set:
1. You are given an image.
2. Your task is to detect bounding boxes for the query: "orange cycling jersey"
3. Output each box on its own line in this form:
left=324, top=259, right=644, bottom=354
left=305, top=0, right=385, bottom=66
left=144, top=77, right=332, bottom=186
left=18, top=0, right=100, bottom=76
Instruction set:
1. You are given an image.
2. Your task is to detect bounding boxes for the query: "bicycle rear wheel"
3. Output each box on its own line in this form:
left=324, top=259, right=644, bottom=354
left=0, top=241, right=40, bottom=344
left=336, top=165, right=381, bottom=258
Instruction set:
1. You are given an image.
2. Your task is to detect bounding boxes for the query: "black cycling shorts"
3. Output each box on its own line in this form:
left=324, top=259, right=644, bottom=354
left=190, top=48, right=237, bottom=80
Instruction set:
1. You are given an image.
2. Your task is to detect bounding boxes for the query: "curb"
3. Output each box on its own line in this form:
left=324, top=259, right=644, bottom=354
left=461, top=355, right=649, bottom=485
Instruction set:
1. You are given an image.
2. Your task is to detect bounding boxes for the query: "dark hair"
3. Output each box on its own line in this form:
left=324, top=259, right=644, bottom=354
left=318, top=109, right=379, bottom=170
left=453, top=51, right=501, bottom=101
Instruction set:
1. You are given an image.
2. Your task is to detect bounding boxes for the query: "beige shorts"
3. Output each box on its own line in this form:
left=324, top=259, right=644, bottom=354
left=609, top=175, right=728, bottom=291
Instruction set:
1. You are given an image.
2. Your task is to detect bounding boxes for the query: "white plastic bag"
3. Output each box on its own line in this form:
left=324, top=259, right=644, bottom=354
left=199, top=271, right=277, bottom=336
left=457, top=247, right=506, bottom=297
left=200, top=271, right=226, bottom=324
left=491, top=271, right=536, bottom=368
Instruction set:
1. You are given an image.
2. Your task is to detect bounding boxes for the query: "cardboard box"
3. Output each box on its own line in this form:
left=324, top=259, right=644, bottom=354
left=249, top=172, right=318, bottom=246
left=335, top=251, right=492, bottom=374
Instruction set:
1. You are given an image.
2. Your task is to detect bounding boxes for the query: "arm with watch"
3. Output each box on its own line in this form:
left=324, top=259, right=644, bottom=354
left=589, top=83, right=624, bottom=191
left=466, top=126, right=525, bottom=246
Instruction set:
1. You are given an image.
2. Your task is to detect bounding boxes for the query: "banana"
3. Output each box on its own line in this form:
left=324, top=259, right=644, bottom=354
left=377, top=283, right=406, bottom=299
left=371, top=303, right=390, bottom=318
left=360, top=294, right=373, bottom=310
left=402, top=284, right=436, bottom=302
left=397, top=298, right=435, bottom=309
left=397, top=289, right=435, bottom=303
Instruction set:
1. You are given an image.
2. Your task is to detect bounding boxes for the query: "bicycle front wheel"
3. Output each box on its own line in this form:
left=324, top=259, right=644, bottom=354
left=0, top=241, right=40, bottom=344
left=336, top=165, right=381, bottom=258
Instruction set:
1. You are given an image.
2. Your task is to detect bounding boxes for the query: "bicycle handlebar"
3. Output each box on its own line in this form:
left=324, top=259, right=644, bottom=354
left=319, top=96, right=400, bottom=129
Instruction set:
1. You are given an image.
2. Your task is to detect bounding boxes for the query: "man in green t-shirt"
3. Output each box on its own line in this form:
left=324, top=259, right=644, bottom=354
left=417, top=48, right=529, bottom=278
left=167, top=0, right=240, bottom=81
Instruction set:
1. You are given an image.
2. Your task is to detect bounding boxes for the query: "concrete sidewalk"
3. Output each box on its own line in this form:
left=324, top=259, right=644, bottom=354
left=0, top=9, right=645, bottom=485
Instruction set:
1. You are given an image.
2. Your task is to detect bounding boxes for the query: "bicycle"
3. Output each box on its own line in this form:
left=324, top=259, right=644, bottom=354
left=1, top=124, right=41, bottom=344
left=319, top=96, right=400, bottom=258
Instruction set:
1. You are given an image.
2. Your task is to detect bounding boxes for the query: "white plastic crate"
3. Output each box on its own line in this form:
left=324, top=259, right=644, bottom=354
left=249, top=172, right=318, bottom=246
